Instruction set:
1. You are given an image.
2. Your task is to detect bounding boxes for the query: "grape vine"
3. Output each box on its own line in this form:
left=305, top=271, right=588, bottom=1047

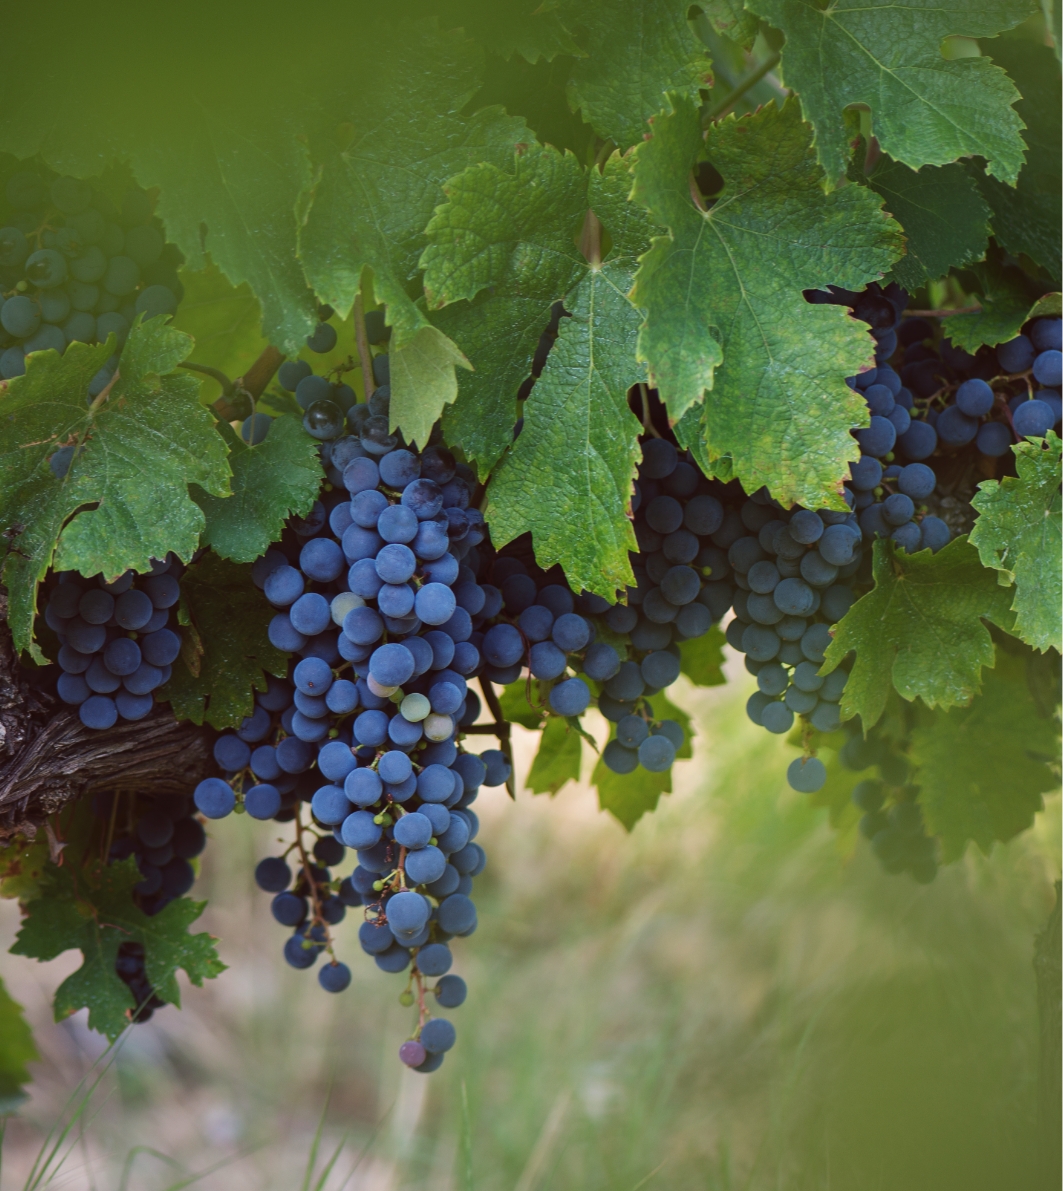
left=0, top=0, right=1058, bottom=1109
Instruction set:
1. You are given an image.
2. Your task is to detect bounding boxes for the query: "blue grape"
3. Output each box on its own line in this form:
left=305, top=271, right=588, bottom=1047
left=638, top=734, right=675, bottom=771
left=548, top=677, right=590, bottom=716
left=787, top=756, right=826, bottom=793
left=194, top=777, right=235, bottom=819
left=1013, top=399, right=1054, bottom=438
left=1033, top=350, right=1062, bottom=388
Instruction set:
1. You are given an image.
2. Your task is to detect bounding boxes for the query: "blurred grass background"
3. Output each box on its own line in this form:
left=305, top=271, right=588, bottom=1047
left=1, top=656, right=1059, bottom=1190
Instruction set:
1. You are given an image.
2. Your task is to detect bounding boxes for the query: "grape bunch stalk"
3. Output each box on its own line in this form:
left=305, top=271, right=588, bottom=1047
left=0, top=167, right=184, bottom=398
left=193, top=324, right=506, bottom=1072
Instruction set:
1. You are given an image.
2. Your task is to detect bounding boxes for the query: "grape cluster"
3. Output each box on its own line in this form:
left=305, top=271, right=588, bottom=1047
left=193, top=361, right=503, bottom=1071
left=809, top=285, right=1062, bottom=527
left=41, top=561, right=184, bottom=731
left=837, top=725, right=937, bottom=883
left=240, top=304, right=387, bottom=449
left=0, top=167, right=184, bottom=392
left=88, top=788, right=207, bottom=1020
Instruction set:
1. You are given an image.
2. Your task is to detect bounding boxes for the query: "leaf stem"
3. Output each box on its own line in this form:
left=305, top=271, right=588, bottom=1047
left=639, top=384, right=662, bottom=437
left=179, top=361, right=234, bottom=396
left=904, top=305, right=983, bottom=317
left=702, top=52, right=782, bottom=125
left=353, top=293, right=376, bottom=400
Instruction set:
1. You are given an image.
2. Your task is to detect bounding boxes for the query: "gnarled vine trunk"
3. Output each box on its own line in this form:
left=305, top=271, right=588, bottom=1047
left=0, top=593, right=210, bottom=843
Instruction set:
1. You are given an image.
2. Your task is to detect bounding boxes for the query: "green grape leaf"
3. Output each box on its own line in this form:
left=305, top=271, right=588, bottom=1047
left=433, top=295, right=545, bottom=478
left=563, top=0, right=711, bottom=149
left=823, top=537, right=1017, bottom=729
left=485, top=158, right=649, bottom=595
left=424, top=145, right=590, bottom=476
left=0, top=976, right=38, bottom=1113
left=498, top=680, right=544, bottom=730
left=645, top=689, right=694, bottom=758
left=968, top=40, right=1062, bottom=279
left=297, top=23, right=529, bottom=441
left=592, top=757, right=671, bottom=830
left=862, top=156, right=990, bottom=291
left=942, top=262, right=1054, bottom=352
left=192, top=417, right=322, bottom=563
left=527, top=715, right=583, bottom=794
left=746, top=0, right=1032, bottom=187
left=912, top=651, right=1060, bottom=861
left=630, top=97, right=902, bottom=509
left=421, top=144, right=588, bottom=309
left=0, top=320, right=230, bottom=661
left=160, top=552, right=286, bottom=729
left=388, top=326, right=473, bottom=451
left=970, top=432, right=1062, bottom=654
left=696, top=0, right=760, bottom=48
left=678, top=626, right=727, bottom=687
left=169, top=262, right=270, bottom=396
left=11, top=858, right=224, bottom=1041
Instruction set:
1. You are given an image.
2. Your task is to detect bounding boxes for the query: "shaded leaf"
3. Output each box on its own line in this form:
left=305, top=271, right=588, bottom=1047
left=747, top=0, right=1031, bottom=186
left=0, top=320, right=229, bottom=661
left=169, top=262, right=270, bottom=396
left=192, top=417, right=322, bottom=563
left=678, top=626, right=727, bottom=687
left=630, top=97, right=902, bottom=508
left=160, top=552, right=287, bottom=729
left=862, top=156, right=990, bottom=291
left=912, top=651, right=1060, bottom=861
left=298, top=23, right=529, bottom=441
left=11, top=858, right=224, bottom=1041
left=823, top=537, right=1016, bottom=729
left=498, top=680, right=544, bottom=730
left=968, top=39, right=1062, bottom=279
left=592, top=756, right=671, bottom=830
left=970, top=431, right=1062, bottom=654
left=0, top=976, right=38, bottom=1113
left=563, top=0, right=711, bottom=149
left=527, top=715, right=583, bottom=794
left=942, top=261, right=1054, bottom=352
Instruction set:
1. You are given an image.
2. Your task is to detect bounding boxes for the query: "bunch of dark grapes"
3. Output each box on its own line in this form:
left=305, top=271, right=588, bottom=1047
left=239, top=303, right=386, bottom=449
left=0, top=166, right=184, bottom=399
left=836, top=723, right=937, bottom=883
left=89, top=788, right=207, bottom=1020
left=40, top=559, right=184, bottom=731
left=807, top=283, right=1061, bottom=545
left=193, top=341, right=501, bottom=1072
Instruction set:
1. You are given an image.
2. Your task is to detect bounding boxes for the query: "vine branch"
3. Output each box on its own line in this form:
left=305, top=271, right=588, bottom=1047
left=702, top=52, right=782, bottom=125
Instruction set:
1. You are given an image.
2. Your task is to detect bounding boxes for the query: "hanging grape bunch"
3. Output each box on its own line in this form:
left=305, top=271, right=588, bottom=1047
left=0, top=168, right=184, bottom=401
left=193, top=316, right=500, bottom=1074
left=39, top=560, right=185, bottom=731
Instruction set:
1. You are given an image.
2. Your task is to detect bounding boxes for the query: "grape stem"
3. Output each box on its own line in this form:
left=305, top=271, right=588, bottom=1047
left=293, top=803, right=337, bottom=962
left=354, top=293, right=376, bottom=400
left=903, top=305, right=982, bottom=317
left=414, top=969, right=428, bottom=1032
left=702, top=52, right=782, bottom=124
left=639, top=384, right=662, bottom=438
